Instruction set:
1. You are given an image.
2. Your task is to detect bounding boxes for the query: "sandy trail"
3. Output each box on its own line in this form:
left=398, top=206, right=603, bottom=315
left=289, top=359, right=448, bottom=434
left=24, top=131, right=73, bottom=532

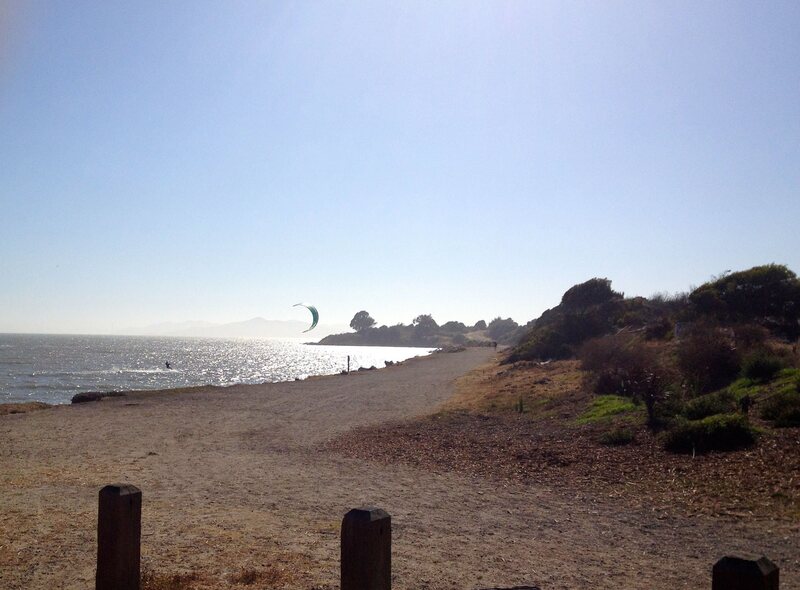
left=1, top=348, right=796, bottom=589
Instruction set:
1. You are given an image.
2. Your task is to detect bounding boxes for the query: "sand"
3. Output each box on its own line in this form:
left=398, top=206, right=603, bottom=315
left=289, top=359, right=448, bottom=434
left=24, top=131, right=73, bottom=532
left=1, top=348, right=796, bottom=589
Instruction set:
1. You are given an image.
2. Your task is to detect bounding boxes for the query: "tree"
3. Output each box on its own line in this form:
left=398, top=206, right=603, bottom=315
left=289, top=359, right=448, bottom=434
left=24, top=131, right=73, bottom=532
left=488, top=317, right=519, bottom=340
left=350, top=311, right=376, bottom=332
left=412, top=314, right=439, bottom=343
left=440, top=321, right=467, bottom=333
left=412, top=314, right=439, bottom=331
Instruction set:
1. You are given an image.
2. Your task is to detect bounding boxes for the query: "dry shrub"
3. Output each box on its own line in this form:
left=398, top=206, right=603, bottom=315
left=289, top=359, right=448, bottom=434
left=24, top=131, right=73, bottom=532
left=677, top=324, right=740, bottom=394
left=733, top=323, right=769, bottom=352
left=579, top=333, right=675, bottom=427
left=645, top=316, right=672, bottom=340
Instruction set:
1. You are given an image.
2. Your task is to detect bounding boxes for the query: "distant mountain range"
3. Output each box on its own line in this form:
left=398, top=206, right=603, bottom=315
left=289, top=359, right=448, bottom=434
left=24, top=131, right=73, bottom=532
left=121, top=317, right=351, bottom=340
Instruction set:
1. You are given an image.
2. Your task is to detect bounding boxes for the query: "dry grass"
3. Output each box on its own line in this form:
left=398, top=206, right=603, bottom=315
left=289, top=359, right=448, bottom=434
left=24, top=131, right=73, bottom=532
left=142, top=568, right=200, bottom=590
left=328, top=356, right=800, bottom=520
left=141, top=563, right=298, bottom=590
left=443, top=358, right=583, bottom=416
left=229, top=566, right=294, bottom=587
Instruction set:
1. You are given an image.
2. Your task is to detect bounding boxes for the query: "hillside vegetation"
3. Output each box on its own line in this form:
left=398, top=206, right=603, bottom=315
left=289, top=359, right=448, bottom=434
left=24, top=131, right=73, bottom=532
left=330, top=264, right=800, bottom=518
left=507, top=264, right=800, bottom=455
left=511, top=263, right=800, bottom=362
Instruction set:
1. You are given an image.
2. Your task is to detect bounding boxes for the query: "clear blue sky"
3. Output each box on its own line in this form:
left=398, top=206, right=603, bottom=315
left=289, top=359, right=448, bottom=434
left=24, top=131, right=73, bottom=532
left=1, top=1, right=799, bottom=334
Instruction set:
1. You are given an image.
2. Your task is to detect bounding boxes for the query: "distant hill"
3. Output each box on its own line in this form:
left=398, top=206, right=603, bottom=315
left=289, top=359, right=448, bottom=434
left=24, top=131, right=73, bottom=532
left=318, top=315, right=517, bottom=348
left=122, top=317, right=351, bottom=340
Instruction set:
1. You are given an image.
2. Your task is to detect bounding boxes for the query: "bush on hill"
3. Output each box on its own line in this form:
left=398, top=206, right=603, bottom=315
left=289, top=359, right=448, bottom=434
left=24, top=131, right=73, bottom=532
left=508, top=278, right=684, bottom=363
left=742, top=351, right=786, bottom=383
left=560, top=278, right=622, bottom=310
left=508, top=279, right=627, bottom=362
left=510, top=264, right=799, bottom=367
left=689, top=264, right=800, bottom=339
left=760, top=378, right=800, bottom=427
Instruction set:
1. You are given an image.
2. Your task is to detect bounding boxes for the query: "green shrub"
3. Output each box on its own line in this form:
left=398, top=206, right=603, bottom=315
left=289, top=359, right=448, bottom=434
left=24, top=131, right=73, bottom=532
left=577, top=395, right=639, bottom=424
left=599, top=427, right=636, bottom=446
left=728, top=377, right=761, bottom=400
left=742, top=352, right=785, bottom=383
left=683, top=390, right=736, bottom=420
left=653, top=396, right=686, bottom=425
left=760, top=389, right=800, bottom=427
left=778, top=367, right=800, bottom=380
left=662, top=414, right=756, bottom=454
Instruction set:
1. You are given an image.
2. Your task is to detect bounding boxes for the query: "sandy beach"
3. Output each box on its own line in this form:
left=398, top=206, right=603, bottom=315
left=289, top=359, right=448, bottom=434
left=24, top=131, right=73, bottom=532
left=1, top=348, right=796, bottom=589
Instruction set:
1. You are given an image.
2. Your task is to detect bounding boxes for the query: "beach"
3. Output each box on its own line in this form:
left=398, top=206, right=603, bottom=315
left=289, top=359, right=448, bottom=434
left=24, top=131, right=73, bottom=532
left=1, top=348, right=796, bottom=589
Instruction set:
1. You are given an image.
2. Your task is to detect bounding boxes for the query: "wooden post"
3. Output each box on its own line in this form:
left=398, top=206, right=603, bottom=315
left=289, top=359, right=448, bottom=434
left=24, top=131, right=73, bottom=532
left=347, top=355, right=350, bottom=374
left=712, top=556, right=779, bottom=590
left=341, top=507, right=391, bottom=590
left=96, top=484, right=141, bottom=590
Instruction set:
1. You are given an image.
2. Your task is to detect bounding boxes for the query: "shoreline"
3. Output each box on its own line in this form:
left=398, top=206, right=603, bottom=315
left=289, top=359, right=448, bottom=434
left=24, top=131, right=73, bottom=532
left=0, top=342, right=439, bottom=408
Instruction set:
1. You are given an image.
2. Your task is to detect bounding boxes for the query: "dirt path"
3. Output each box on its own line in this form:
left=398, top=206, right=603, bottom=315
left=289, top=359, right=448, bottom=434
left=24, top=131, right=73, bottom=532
left=1, top=348, right=796, bottom=589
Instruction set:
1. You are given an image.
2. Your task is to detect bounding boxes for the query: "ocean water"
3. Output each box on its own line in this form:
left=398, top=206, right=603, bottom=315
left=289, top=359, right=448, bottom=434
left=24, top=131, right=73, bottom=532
left=0, top=333, right=433, bottom=405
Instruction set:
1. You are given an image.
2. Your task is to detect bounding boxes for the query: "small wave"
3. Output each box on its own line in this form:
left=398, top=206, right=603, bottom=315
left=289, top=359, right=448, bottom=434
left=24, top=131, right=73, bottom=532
left=6, top=382, right=83, bottom=391
left=116, top=368, right=182, bottom=374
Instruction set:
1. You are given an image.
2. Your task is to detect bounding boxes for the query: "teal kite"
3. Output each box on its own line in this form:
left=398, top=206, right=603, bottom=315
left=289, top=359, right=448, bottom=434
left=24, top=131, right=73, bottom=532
left=293, top=303, right=319, bottom=333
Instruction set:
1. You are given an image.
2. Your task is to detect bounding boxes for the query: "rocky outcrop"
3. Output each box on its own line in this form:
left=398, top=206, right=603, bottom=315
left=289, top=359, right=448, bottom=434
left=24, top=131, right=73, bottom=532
left=71, top=391, right=126, bottom=404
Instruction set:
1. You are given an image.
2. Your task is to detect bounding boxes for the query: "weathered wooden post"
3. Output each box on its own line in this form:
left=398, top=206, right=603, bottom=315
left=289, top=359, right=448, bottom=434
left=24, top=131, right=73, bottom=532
left=712, top=556, right=779, bottom=590
left=96, top=484, right=141, bottom=590
left=341, top=507, right=391, bottom=590
left=347, top=355, right=351, bottom=374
